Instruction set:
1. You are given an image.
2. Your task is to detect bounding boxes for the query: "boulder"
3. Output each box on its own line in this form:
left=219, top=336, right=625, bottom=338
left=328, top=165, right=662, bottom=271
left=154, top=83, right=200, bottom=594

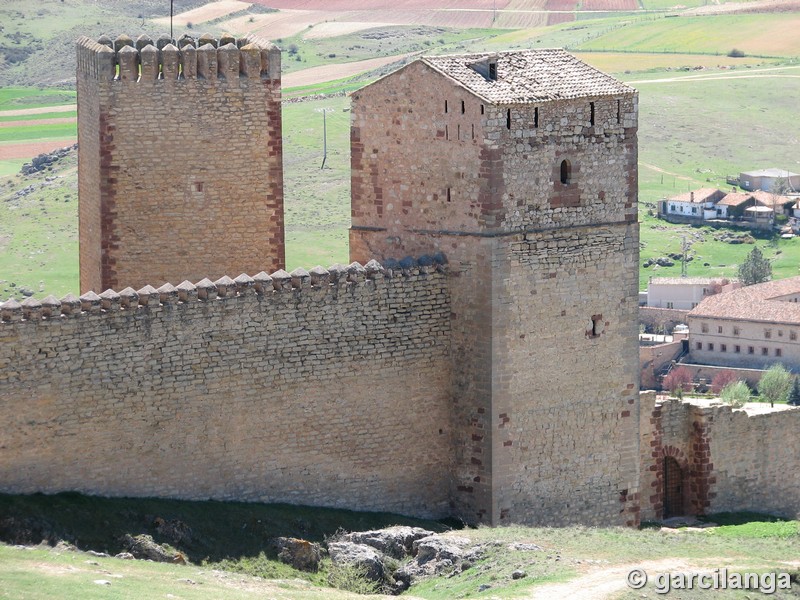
left=121, top=533, right=186, bottom=564
left=327, top=541, right=385, bottom=582
left=341, top=526, right=434, bottom=559
left=271, top=537, right=322, bottom=572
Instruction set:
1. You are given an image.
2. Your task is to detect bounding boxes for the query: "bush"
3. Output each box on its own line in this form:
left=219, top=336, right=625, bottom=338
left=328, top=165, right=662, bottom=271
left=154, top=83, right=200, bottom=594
left=721, top=381, right=750, bottom=407
left=788, top=377, right=800, bottom=406
left=728, top=48, right=745, bottom=58
left=327, top=563, right=381, bottom=595
left=711, top=370, right=738, bottom=395
left=662, top=366, right=693, bottom=395
left=758, top=364, right=792, bottom=407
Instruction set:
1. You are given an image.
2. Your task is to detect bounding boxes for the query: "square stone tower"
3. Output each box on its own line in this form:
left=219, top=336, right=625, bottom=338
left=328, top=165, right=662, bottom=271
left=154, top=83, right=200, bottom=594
left=77, top=33, right=284, bottom=293
left=350, top=50, right=641, bottom=525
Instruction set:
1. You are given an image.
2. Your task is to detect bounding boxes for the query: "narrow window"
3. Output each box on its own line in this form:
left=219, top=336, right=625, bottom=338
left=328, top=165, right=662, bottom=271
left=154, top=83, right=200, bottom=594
left=488, top=62, right=497, bottom=81
left=666, top=302, right=674, bottom=309
left=748, top=346, right=754, bottom=354
left=791, top=331, right=797, bottom=341
left=735, top=345, right=741, bottom=353
left=589, top=315, right=602, bottom=338
left=765, top=329, right=772, bottom=339
left=733, top=326, right=740, bottom=336
left=762, top=347, right=769, bottom=356
left=445, top=100, right=448, bottom=113
left=560, top=160, right=571, bottom=185
left=590, top=101, right=595, bottom=126
left=708, top=343, right=714, bottom=351
left=779, top=329, right=783, bottom=337
left=617, top=99, right=621, bottom=123
left=461, top=100, right=465, bottom=114
left=721, top=344, right=727, bottom=352
left=534, top=106, right=539, bottom=128
left=445, top=125, right=449, bottom=141
left=471, top=124, right=475, bottom=140
left=701, top=323, right=709, bottom=333
left=717, top=326, right=722, bottom=334
left=776, top=348, right=782, bottom=357
left=457, top=124, right=461, bottom=141
left=480, top=104, right=484, bottom=115
left=696, top=342, right=702, bottom=350
left=506, top=109, right=511, bottom=130
left=194, top=182, right=204, bottom=192
left=446, top=187, right=451, bottom=203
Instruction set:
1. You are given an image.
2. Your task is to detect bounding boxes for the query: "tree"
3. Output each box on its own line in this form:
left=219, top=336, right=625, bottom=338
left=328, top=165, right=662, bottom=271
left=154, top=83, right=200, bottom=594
left=662, top=366, right=693, bottom=396
left=710, top=369, right=738, bottom=395
left=757, top=364, right=792, bottom=407
left=788, top=377, right=800, bottom=406
left=721, top=380, right=750, bottom=408
left=737, top=246, right=772, bottom=286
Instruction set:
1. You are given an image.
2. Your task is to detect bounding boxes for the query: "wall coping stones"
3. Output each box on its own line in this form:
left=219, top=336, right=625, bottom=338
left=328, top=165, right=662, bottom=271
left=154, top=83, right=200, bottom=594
left=0, top=258, right=447, bottom=324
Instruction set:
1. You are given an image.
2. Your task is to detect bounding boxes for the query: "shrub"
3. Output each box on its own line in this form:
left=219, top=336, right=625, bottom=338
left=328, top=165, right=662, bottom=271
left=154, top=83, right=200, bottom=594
left=327, top=563, right=381, bottom=595
left=662, top=366, right=693, bottom=395
left=758, top=364, right=792, bottom=407
left=721, top=381, right=750, bottom=407
left=788, top=377, right=800, bottom=406
left=728, top=48, right=745, bottom=58
left=711, top=370, right=738, bottom=395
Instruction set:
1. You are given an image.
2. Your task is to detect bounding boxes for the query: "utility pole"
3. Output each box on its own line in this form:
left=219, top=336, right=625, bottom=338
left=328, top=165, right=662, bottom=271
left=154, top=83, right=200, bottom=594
left=170, top=0, right=174, bottom=42
left=316, top=107, right=334, bottom=169
left=681, top=236, right=688, bottom=278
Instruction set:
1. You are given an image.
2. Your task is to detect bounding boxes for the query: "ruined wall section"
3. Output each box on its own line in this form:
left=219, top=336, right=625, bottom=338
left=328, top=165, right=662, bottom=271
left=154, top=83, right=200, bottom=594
left=702, top=403, right=800, bottom=518
left=77, top=34, right=284, bottom=293
left=0, top=261, right=453, bottom=518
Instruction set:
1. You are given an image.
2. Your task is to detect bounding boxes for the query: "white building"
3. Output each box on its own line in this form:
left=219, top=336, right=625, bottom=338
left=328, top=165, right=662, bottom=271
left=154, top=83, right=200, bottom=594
left=646, top=277, right=740, bottom=310
left=659, top=188, right=726, bottom=220
left=740, top=169, right=800, bottom=193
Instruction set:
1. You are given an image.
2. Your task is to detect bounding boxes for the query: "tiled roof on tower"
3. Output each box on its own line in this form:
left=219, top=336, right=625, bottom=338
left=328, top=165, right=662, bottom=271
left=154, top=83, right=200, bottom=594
left=422, top=49, right=634, bottom=104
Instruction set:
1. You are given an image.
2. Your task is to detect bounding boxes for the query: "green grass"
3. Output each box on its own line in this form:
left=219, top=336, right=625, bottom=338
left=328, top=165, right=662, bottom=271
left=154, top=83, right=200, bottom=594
left=0, top=88, right=75, bottom=111
left=0, top=111, right=76, bottom=122
left=0, top=159, right=26, bottom=177
left=0, top=154, right=79, bottom=298
left=1, top=493, right=797, bottom=600
left=0, top=122, right=76, bottom=143
left=578, top=14, right=800, bottom=56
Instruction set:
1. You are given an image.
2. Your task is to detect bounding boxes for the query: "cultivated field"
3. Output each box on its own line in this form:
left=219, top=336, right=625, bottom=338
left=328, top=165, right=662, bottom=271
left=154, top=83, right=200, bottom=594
left=152, top=0, right=253, bottom=28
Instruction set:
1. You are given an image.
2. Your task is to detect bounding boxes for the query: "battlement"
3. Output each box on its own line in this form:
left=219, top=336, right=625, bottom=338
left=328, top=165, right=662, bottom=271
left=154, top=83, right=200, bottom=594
left=76, top=32, right=280, bottom=83
left=0, top=256, right=447, bottom=324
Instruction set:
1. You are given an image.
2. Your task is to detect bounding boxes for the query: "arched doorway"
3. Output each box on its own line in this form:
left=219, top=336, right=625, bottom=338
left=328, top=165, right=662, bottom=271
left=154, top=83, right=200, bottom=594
left=663, top=456, right=684, bottom=518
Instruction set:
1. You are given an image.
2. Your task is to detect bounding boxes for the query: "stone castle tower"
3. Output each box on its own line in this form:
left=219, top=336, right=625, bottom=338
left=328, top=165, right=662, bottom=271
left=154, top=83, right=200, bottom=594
left=76, top=33, right=284, bottom=293
left=350, top=50, right=642, bottom=525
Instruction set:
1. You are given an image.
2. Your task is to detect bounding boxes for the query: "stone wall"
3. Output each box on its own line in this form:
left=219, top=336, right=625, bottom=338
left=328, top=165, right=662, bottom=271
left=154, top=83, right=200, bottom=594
left=0, top=261, right=454, bottom=518
left=640, top=393, right=800, bottom=521
left=350, top=56, right=641, bottom=526
left=639, top=306, right=689, bottom=333
left=640, top=340, right=684, bottom=390
left=77, top=35, right=284, bottom=293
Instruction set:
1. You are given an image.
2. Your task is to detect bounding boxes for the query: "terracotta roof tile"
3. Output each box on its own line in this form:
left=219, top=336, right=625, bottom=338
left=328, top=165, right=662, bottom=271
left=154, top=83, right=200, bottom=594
left=422, top=49, right=634, bottom=104
left=689, top=276, right=800, bottom=324
left=667, top=188, right=724, bottom=204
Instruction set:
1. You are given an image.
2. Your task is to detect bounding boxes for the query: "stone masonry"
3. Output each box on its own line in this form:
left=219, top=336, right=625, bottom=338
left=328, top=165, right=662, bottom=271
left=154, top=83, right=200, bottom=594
left=0, top=261, right=453, bottom=517
left=77, top=34, right=284, bottom=293
left=2, top=42, right=796, bottom=526
left=350, top=51, right=641, bottom=525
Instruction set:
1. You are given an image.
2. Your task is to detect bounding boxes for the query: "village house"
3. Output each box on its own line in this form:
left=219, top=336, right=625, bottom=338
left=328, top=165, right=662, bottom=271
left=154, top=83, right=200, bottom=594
left=646, top=276, right=739, bottom=310
left=687, top=276, right=800, bottom=371
left=658, top=187, right=794, bottom=229
left=739, top=168, right=800, bottom=193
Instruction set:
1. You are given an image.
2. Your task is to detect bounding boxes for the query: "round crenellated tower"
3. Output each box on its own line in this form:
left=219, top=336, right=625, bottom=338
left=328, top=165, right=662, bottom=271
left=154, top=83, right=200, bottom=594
left=77, top=33, right=284, bottom=293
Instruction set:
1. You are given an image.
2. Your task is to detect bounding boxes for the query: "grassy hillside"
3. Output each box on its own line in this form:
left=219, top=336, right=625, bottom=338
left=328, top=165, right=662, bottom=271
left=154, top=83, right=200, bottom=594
left=0, top=493, right=798, bottom=600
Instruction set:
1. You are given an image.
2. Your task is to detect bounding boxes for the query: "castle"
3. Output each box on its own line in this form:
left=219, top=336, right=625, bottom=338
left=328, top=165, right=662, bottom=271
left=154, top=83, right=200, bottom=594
left=0, top=34, right=797, bottom=526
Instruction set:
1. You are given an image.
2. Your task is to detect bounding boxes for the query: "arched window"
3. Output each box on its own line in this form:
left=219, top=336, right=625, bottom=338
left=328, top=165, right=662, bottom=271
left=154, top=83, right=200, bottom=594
left=560, top=159, right=571, bottom=185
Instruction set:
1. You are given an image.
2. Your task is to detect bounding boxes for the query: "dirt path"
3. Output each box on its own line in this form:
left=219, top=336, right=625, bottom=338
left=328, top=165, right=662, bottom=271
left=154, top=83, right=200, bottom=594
left=633, top=64, right=800, bottom=84
left=527, top=558, right=800, bottom=599
left=0, top=117, right=76, bottom=129
left=0, top=140, right=76, bottom=160
left=639, top=162, right=696, bottom=182
left=0, top=105, right=76, bottom=117
left=283, top=53, right=417, bottom=89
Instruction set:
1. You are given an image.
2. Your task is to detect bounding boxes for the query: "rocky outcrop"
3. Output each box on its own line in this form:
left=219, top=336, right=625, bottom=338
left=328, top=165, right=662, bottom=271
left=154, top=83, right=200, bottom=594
left=121, top=533, right=186, bottom=564
left=271, top=537, right=322, bottom=572
left=340, top=526, right=434, bottom=559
